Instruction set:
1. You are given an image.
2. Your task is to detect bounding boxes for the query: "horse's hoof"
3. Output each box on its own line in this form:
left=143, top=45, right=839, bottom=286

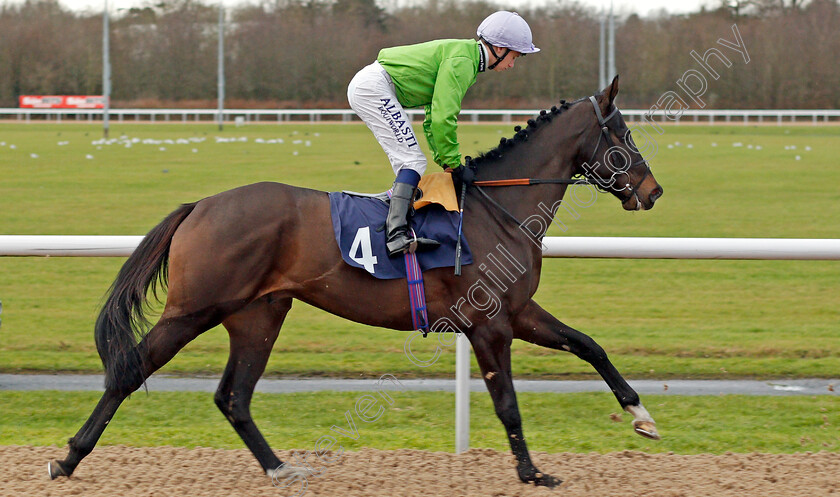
left=633, top=420, right=661, bottom=440
left=268, top=464, right=310, bottom=482
left=534, top=473, right=562, bottom=488
left=520, top=470, right=562, bottom=488
left=625, top=404, right=661, bottom=440
left=48, top=460, right=69, bottom=480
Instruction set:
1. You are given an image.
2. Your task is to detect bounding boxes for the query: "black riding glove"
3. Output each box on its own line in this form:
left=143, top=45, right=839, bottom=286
left=451, top=164, right=475, bottom=185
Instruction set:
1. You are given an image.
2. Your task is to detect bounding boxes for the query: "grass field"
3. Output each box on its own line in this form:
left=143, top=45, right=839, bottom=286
left=0, top=122, right=838, bottom=379
left=1, top=390, right=838, bottom=454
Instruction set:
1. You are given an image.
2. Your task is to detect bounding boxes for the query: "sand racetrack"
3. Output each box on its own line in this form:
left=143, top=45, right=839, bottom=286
left=3, top=445, right=838, bottom=496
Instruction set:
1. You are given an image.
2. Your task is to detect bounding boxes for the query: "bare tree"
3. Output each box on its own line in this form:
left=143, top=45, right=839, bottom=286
left=0, top=0, right=838, bottom=109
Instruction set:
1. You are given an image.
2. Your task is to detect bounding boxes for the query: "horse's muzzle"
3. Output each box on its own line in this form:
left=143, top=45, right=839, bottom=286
left=622, top=183, right=663, bottom=211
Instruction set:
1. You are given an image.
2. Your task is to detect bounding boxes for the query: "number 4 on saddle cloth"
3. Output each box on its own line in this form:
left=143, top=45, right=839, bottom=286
left=329, top=172, right=473, bottom=278
left=328, top=172, right=474, bottom=333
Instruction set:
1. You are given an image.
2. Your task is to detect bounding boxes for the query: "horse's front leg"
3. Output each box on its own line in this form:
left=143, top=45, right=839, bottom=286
left=512, top=299, right=660, bottom=440
left=468, top=325, right=562, bottom=488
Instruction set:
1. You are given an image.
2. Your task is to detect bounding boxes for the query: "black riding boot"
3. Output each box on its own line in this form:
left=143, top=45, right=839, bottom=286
left=386, top=182, right=440, bottom=256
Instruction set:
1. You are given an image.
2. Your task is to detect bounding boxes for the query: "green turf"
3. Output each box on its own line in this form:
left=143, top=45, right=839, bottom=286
left=0, top=123, right=838, bottom=379
left=1, top=390, right=838, bottom=454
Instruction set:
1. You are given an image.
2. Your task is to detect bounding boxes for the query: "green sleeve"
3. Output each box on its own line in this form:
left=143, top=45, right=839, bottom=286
left=422, top=105, right=441, bottom=166
left=427, top=57, right=473, bottom=168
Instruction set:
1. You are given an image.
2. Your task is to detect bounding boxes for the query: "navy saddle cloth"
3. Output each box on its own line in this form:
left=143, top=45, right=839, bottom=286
left=328, top=191, right=473, bottom=280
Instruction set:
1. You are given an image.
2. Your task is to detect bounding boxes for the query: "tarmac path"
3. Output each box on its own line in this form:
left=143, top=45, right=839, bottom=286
left=1, top=374, right=837, bottom=396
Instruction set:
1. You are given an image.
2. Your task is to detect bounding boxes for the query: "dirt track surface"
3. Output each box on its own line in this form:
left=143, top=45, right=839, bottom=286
left=4, top=445, right=838, bottom=497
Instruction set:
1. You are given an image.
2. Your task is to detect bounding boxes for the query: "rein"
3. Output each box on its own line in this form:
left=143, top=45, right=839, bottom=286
left=472, top=178, right=591, bottom=237
left=473, top=178, right=580, bottom=187
left=471, top=179, right=588, bottom=235
left=469, top=95, right=650, bottom=237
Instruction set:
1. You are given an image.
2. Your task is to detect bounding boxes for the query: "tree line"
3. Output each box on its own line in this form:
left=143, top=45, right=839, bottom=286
left=0, top=0, right=838, bottom=109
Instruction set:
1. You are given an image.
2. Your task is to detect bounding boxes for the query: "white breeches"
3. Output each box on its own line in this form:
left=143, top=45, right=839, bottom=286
left=347, top=61, right=428, bottom=176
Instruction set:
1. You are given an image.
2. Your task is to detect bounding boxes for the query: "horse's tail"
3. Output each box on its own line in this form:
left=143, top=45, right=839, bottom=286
left=95, top=202, right=197, bottom=392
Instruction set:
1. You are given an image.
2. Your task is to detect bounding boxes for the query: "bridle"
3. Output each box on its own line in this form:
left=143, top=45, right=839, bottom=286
left=470, top=95, right=652, bottom=235
left=584, top=95, right=651, bottom=209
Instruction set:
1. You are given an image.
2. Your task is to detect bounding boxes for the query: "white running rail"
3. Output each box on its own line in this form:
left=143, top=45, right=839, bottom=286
left=2, top=108, right=840, bottom=124
left=2, top=235, right=839, bottom=259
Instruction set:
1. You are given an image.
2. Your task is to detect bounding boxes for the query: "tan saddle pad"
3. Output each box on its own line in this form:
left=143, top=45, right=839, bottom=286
left=415, top=172, right=459, bottom=212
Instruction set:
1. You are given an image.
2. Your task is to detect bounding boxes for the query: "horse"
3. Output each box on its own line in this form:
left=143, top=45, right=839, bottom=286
left=48, top=75, right=663, bottom=488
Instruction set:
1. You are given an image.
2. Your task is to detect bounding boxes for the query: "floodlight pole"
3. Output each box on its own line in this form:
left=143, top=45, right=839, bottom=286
left=608, top=0, right=616, bottom=83
left=599, top=14, right=606, bottom=89
left=102, top=0, right=111, bottom=138
left=217, top=3, right=225, bottom=131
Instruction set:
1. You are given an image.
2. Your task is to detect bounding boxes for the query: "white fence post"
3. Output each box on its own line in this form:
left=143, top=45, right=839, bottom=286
left=455, top=333, right=471, bottom=454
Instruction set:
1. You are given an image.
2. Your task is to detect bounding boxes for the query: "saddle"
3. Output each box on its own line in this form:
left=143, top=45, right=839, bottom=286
left=328, top=172, right=472, bottom=281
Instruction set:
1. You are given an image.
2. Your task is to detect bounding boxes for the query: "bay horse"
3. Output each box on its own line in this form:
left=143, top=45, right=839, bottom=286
left=49, top=76, right=663, bottom=488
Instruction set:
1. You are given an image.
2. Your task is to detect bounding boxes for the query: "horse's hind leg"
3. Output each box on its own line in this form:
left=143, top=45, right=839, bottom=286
left=469, top=324, right=562, bottom=488
left=48, top=387, right=126, bottom=479
left=49, top=311, right=224, bottom=479
left=215, top=294, right=295, bottom=479
left=512, top=299, right=660, bottom=440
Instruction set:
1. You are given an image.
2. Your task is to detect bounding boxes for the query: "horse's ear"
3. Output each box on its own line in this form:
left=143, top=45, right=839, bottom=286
left=598, top=75, right=620, bottom=113
left=608, top=74, right=620, bottom=103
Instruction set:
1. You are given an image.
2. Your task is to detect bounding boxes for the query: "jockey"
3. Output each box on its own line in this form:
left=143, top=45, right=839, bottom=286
left=347, top=11, right=540, bottom=257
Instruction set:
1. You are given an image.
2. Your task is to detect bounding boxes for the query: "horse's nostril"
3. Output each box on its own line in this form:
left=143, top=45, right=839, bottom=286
left=649, top=186, right=663, bottom=204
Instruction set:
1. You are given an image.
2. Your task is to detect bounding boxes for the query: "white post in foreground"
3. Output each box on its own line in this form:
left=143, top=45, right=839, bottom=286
left=455, top=332, right=471, bottom=454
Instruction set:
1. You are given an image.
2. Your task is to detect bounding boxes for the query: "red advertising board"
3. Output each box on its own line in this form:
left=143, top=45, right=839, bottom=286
left=19, top=95, right=107, bottom=109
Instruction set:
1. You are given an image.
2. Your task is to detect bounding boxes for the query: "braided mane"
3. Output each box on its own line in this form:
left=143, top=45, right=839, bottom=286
left=469, top=96, right=588, bottom=167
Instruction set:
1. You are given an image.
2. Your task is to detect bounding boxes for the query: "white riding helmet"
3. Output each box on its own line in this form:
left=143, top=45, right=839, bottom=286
left=477, top=11, right=540, bottom=54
